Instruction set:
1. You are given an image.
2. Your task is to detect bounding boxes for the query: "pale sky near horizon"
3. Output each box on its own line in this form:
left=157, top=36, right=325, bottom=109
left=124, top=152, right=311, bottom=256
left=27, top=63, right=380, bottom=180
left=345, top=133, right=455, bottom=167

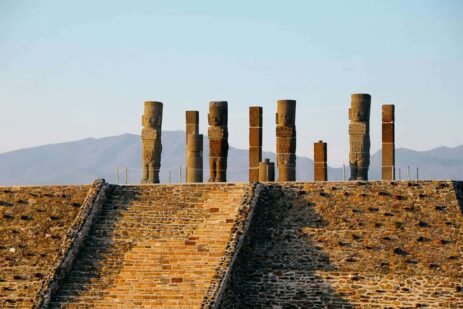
left=1, top=0, right=462, bottom=166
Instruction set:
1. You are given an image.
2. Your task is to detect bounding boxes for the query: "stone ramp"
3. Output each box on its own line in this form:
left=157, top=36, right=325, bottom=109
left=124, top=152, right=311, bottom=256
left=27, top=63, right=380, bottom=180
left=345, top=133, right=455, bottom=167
left=50, top=184, right=252, bottom=308
left=0, top=185, right=90, bottom=308
left=220, top=181, right=463, bottom=308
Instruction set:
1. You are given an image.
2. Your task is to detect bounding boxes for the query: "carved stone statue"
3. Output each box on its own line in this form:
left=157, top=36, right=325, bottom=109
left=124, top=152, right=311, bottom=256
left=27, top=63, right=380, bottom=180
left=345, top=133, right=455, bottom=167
left=349, top=94, right=371, bottom=181
left=208, top=101, right=228, bottom=182
left=276, top=100, right=296, bottom=181
left=141, top=101, right=163, bottom=184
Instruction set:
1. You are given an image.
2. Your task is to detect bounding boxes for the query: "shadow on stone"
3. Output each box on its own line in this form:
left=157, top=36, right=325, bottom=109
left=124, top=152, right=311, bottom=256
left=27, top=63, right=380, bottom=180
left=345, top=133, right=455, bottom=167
left=219, top=184, right=354, bottom=308
left=452, top=181, right=463, bottom=214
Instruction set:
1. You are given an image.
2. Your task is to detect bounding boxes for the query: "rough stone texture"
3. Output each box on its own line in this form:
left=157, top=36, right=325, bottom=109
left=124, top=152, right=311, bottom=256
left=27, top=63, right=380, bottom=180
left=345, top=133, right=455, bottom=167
left=220, top=181, right=463, bottom=308
left=186, top=111, right=200, bottom=182
left=50, top=183, right=251, bottom=308
left=382, top=104, right=395, bottom=180
left=202, top=183, right=262, bottom=308
left=314, top=140, right=328, bottom=181
left=0, top=185, right=90, bottom=308
left=34, top=180, right=109, bottom=309
left=3, top=181, right=463, bottom=308
left=208, top=101, right=228, bottom=182
left=187, top=134, right=204, bottom=183
left=141, top=101, right=163, bottom=184
left=258, top=159, right=275, bottom=182
left=185, top=111, right=199, bottom=140
left=349, top=94, right=371, bottom=181
left=276, top=100, right=297, bottom=181
left=249, top=106, right=263, bottom=182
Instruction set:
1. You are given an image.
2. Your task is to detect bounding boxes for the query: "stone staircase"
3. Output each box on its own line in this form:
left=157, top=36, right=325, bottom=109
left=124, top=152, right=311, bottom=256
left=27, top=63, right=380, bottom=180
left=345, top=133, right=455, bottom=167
left=50, top=184, right=248, bottom=308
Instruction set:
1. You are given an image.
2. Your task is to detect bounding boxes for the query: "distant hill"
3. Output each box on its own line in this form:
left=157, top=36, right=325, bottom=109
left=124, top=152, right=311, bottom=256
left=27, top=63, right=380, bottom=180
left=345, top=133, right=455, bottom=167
left=0, top=132, right=461, bottom=185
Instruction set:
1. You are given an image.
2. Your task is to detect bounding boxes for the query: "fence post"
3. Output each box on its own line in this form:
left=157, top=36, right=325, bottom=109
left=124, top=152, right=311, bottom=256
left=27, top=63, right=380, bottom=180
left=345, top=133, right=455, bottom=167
left=116, top=168, right=119, bottom=184
left=416, top=167, right=419, bottom=181
left=407, top=166, right=410, bottom=181
left=125, top=166, right=128, bottom=185
left=342, top=164, right=346, bottom=181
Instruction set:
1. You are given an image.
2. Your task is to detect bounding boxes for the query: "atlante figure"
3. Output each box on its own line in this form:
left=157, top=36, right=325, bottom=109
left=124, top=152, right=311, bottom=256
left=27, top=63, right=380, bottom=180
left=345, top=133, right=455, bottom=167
left=349, top=94, right=371, bottom=181
left=208, top=101, right=228, bottom=182
left=141, top=101, right=163, bottom=183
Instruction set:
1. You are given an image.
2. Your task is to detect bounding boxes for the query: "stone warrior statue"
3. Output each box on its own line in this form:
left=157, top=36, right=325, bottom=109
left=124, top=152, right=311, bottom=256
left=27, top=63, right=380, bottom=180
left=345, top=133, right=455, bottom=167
left=141, top=101, right=163, bottom=183
left=349, top=94, right=371, bottom=181
left=276, top=100, right=297, bottom=181
left=208, top=101, right=228, bottom=182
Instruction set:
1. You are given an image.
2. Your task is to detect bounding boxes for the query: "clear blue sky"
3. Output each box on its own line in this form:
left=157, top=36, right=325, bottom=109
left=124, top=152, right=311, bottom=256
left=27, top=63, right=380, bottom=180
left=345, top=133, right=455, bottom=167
left=1, top=0, right=462, bottom=165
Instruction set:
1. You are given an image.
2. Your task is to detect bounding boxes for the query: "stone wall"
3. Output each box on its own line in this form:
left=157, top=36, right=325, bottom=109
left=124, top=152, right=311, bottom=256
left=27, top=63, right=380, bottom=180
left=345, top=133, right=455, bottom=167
left=50, top=183, right=252, bottom=308
left=0, top=184, right=91, bottom=308
left=1, top=181, right=462, bottom=308
left=220, top=181, right=463, bottom=308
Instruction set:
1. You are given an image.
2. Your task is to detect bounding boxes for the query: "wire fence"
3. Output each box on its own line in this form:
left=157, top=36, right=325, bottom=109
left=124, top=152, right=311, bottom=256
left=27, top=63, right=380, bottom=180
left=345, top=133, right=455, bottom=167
left=114, top=165, right=252, bottom=185
left=114, top=164, right=423, bottom=184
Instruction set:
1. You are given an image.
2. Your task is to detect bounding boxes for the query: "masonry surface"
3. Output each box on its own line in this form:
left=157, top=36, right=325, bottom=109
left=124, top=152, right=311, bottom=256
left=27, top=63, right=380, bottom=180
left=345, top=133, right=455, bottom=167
left=0, top=181, right=462, bottom=308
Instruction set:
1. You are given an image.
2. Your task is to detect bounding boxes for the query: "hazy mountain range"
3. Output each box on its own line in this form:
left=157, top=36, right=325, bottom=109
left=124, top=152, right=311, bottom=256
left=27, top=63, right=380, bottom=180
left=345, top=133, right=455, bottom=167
left=0, top=131, right=462, bottom=185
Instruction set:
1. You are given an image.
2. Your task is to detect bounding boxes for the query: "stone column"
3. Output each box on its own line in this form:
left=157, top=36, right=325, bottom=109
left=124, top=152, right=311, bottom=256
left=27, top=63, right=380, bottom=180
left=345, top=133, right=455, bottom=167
left=382, top=104, right=395, bottom=180
left=259, top=159, right=275, bottom=182
left=208, top=101, right=228, bottom=182
left=185, top=111, right=199, bottom=181
left=249, top=106, right=263, bottom=182
left=314, top=140, right=327, bottom=181
left=141, top=101, right=163, bottom=184
left=349, top=94, right=371, bottom=181
left=276, top=100, right=296, bottom=181
left=186, top=133, right=203, bottom=183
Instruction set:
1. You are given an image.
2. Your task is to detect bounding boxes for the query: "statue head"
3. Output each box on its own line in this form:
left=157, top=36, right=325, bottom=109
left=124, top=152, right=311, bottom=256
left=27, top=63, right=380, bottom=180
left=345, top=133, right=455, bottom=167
left=350, top=94, right=371, bottom=122
left=143, top=101, right=163, bottom=128
left=276, top=100, right=296, bottom=126
left=208, top=101, right=228, bottom=126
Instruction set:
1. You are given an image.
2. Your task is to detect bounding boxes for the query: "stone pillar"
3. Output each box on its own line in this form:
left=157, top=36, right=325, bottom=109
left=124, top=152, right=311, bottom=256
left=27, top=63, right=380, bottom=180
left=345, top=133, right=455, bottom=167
left=259, top=159, right=275, bottom=182
left=314, top=140, right=327, bottom=181
left=349, top=94, right=371, bottom=181
left=382, top=104, right=395, bottom=180
left=186, top=133, right=203, bottom=183
left=276, top=100, right=296, bottom=181
left=249, top=106, right=263, bottom=182
left=185, top=111, right=199, bottom=181
left=208, top=101, right=228, bottom=182
left=141, top=101, right=163, bottom=184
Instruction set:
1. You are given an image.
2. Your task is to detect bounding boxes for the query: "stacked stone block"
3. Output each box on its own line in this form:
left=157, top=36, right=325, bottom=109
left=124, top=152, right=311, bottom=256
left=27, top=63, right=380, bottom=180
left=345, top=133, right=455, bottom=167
left=249, top=106, right=263, bottom=182
left=185, top=111, right=202, bottom=183
left=349, top=94, right=371, bottom=181
left=185, top=111, right=199, bottom=140
left=314, top=140, right=327, bottom=181
left=186, top=134, right=203, bottom=183
left=276, top=100, right=296, bottom=181
left=258, top=159, right=275, bottom=182
left=382, top=104, right=395, bottom=180
left=141, top=101, right=163, bottom=184
left=208, top=101, right=228, bottom=182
